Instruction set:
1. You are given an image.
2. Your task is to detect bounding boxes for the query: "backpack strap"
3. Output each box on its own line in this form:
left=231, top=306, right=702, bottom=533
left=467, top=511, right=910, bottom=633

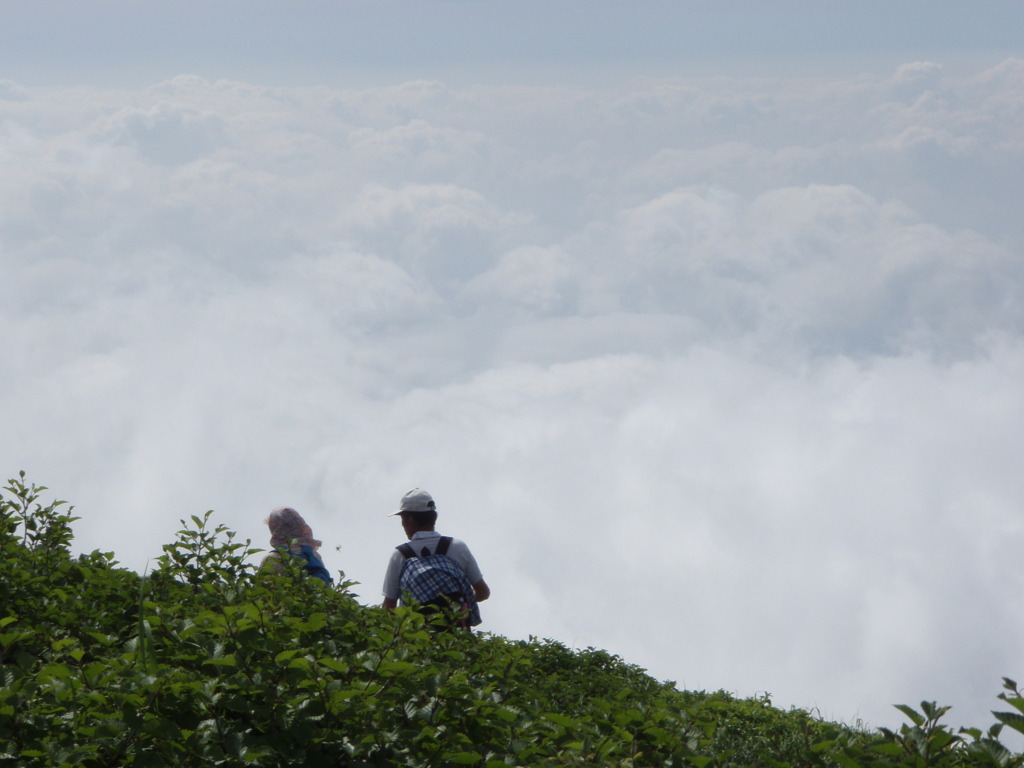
left=397, top=536, right=453, bottom=559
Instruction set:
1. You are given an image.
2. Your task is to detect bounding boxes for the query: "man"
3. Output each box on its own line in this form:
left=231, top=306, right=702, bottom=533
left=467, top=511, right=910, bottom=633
left=382, top=488, right=490, bottom=625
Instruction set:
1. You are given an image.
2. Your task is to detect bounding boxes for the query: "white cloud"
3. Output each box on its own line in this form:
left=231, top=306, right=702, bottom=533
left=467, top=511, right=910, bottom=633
left=465, top=245, right=577, bottom=313
left=103, top=101, right=228, bottom=166
left=883, top=60, right=945, bottom=100
left=3, top=57, right=1024, bottom=741
left=0, top=80, right=29, bottom=101
left=340, top=182, right=518, bottom=282
left=348, top=117, right=487, bottom=180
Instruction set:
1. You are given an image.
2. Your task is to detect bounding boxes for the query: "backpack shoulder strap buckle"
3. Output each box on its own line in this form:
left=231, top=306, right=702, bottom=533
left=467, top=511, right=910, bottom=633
left=397, top=543, right=416, bottom=559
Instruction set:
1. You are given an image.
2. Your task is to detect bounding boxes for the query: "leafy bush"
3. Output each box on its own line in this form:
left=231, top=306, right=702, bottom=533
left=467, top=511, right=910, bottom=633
left=2, top=473, right=1022, bottom=767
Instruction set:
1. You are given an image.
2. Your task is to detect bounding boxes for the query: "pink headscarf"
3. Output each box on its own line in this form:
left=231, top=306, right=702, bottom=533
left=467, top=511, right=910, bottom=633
left=265, top=507, right=322, bottom=553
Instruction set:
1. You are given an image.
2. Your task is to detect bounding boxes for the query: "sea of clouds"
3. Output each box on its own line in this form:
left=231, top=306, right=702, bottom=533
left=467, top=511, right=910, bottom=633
left=2, top=58, right=1023, bottom=733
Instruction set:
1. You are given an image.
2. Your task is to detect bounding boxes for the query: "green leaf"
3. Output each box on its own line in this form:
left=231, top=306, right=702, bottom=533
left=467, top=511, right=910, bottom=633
left=37, top=663, right=73, bottom=682
left=318, top=657, right=349, bottom=673
left=872, top=742, right=903, bottom=756
left=919, top=700, right=951, bottom=721
left=329, top=689, right=363, bottom=705
left=894, top=703, right=925, bottom=726
left=997, top=688, right=1024, bottom=715
left=992, top=710, right=1024, bottom=736
left=492, top=706, right=519, bottom=723
left=444, top=752, right=483, bottom=765
left=542, top=712, right=576, bottom=728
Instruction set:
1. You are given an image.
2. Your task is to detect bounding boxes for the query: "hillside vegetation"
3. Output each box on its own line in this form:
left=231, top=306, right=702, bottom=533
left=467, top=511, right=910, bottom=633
left=2, top=473, right=1022, bottom=767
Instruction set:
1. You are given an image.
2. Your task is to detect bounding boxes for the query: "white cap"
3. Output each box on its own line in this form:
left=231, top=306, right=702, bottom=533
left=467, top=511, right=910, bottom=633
left=394, top=488, right=436, bottom=514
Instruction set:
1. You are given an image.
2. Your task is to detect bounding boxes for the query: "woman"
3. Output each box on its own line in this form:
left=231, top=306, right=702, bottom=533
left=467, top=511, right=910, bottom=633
left=261, top=506, right=333, bottom=584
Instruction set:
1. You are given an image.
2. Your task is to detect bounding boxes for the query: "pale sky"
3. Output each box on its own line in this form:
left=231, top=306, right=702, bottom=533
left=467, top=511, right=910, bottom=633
left=3, top=1, right=1022, bottom=85
left=2, top=0, right=1023, bottom=741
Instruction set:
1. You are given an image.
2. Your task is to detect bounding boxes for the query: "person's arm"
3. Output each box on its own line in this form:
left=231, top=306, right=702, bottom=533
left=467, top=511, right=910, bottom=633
left=447, top=540, right=487, bottom=601
left=472, top=579, right=490, bottom=602
left=382, top=549, right=403, bottom=609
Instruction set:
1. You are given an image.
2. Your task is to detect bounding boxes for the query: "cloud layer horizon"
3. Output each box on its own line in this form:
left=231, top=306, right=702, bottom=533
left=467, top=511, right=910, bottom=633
left=2, top=57, right=1023, bottom=734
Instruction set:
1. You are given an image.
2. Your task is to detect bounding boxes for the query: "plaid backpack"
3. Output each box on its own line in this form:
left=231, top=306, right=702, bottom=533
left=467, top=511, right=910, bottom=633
left=397, top=536, right=481, bottom=627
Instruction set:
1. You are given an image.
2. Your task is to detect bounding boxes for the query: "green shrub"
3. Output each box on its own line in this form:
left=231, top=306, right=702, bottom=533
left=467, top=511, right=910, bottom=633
left=2, top=473, right=1021, bottom=767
